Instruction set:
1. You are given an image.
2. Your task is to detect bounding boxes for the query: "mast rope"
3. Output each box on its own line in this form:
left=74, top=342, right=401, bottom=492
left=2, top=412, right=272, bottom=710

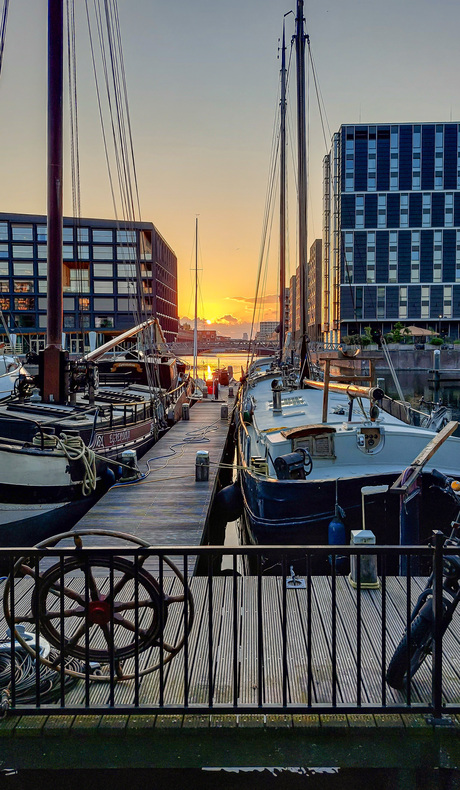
left=246, top=70, right=283, bottom=370
left=84, top=0, right=163, bottom=395
left=0, top=0, right=9, bottom=80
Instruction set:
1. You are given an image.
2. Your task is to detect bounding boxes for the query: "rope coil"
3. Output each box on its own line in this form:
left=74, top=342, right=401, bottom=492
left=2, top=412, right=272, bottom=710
left=32, top=432, right=97, bottom=496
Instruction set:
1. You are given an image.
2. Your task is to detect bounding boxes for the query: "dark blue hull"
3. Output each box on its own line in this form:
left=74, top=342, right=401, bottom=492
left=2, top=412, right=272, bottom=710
left=239, top=469, right=455, bottom=553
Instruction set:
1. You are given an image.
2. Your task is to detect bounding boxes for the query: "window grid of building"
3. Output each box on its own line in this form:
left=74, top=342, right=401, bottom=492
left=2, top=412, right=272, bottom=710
left=0, top=213, right=178, bottom=350
left=324, top=122, right=460, bottom=340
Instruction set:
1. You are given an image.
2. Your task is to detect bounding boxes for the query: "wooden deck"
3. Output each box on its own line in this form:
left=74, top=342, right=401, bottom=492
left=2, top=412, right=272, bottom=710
left=4, top=572, right=460, bottom=711
left=75, top=392, right=232, bottom=547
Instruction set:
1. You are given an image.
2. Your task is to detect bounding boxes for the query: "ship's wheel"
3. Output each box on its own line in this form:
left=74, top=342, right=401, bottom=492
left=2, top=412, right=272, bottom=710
left=3, top=530, right=194, bottom=682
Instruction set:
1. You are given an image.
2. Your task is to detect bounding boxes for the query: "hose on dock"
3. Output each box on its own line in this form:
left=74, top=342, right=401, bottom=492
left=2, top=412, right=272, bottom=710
left=0, top=646, right=83, bottom=716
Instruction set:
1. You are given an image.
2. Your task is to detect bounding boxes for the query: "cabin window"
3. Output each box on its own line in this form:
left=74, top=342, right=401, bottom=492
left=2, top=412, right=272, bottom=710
left=293, top=433, right=335, bottom=459
left=0, top=223, right=8, bottom=241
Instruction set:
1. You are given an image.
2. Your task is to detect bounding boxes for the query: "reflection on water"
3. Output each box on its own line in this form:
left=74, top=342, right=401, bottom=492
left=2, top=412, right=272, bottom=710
left=181, top=352, right=251, bottom=380
left=181, top=354, right=460, bottom=421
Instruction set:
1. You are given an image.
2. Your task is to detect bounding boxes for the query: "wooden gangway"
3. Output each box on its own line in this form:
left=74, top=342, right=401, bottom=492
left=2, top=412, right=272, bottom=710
left=76, top=391, right=232, bottom=546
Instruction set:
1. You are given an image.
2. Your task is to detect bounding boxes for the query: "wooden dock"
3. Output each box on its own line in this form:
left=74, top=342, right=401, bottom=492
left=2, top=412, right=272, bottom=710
left=75, top=392, right=232, bottom=546
left=3, top=573, right=460, bottom=710
left=1, top=573, right=460, bottom=774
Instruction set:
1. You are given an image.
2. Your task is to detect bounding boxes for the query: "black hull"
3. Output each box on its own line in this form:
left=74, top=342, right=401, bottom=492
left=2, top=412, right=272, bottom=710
left=0, top=488, right=107, bottom=549
left=239, top=469, right=456, bottom=573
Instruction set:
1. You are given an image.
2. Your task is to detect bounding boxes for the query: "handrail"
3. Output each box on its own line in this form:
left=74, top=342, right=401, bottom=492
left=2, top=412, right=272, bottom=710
left=1, top=539, right=458, bottom=717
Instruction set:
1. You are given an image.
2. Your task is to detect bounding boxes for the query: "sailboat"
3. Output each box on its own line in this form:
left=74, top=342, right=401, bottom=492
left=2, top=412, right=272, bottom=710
left=236, top=1, right=460, bottom=567
left=0, top=1, right=184, bottom=546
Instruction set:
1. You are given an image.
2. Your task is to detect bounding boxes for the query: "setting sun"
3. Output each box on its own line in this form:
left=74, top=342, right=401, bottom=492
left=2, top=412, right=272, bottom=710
left=206, top=319, right=212, bottom=325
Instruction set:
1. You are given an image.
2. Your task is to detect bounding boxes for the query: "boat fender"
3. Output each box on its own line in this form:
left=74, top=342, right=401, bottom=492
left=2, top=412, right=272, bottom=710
left=328, top=505, right=348, bottom=573
left=213, top=482, right=244, bottom=522
left=102, top=466, right=117, bottom=486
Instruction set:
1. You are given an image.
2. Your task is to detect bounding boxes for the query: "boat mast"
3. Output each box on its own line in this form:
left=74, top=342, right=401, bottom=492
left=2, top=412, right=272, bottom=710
left=295, top=0, right=309, bottom=380
left=42, top=0, right=64, bottom=403
left=193, top=216, right=198, bottom=379
left=279, top=20, right=287, bottom=358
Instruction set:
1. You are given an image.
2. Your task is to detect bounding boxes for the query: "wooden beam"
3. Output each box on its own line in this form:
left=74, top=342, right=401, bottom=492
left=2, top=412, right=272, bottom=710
left=390, top=420, right=459, bottom=494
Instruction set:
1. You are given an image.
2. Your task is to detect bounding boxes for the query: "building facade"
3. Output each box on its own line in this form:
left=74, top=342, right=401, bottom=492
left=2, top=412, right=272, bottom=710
left=0, top=213, right=178, bottom=352
left=322, top=123, right=460, bottom=342
left=307, top=239, right=322, bottom=341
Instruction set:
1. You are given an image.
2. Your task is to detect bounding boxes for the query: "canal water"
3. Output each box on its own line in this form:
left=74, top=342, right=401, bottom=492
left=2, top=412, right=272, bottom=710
left=183, top=351, right=460, bottom=421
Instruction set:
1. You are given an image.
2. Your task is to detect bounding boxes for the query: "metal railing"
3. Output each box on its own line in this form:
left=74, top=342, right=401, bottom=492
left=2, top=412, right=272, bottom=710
left=0, top=540, right=458, bottom=719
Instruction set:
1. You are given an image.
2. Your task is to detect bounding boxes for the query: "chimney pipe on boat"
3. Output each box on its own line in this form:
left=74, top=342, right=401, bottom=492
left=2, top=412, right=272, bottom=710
left=271, top=379, right=282, bottom=413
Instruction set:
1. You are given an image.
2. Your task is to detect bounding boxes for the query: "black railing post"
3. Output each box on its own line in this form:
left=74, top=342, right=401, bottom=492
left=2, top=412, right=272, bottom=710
left=432, top=530, right=445, bottom=718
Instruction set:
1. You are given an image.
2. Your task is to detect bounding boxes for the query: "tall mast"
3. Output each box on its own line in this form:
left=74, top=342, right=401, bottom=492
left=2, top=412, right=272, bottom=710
left=42, top=0, right=64, bottom=402
left=295, top=0, right=309, bottom=379
left=193, top=216, right=198, bottom=379
left=279, top=21, right=287, bottom=357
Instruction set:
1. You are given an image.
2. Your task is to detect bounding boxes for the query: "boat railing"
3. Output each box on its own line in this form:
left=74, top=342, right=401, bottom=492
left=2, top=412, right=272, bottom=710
left=0, top=539, right=457, bottom=718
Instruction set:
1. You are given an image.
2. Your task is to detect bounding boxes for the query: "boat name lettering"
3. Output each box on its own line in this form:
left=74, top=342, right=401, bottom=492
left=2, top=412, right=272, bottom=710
left=109, top=429, right=131, bottom=444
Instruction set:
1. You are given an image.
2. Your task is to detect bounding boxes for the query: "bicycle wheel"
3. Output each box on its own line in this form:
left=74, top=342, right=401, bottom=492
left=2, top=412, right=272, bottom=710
left=386, top=613, right=433, bottom=690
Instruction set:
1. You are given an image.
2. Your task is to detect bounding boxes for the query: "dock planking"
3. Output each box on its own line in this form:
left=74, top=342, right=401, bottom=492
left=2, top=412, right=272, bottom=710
left=3, top=574, right=460, bottom=710
left=75, top=393, right=232, bottom=547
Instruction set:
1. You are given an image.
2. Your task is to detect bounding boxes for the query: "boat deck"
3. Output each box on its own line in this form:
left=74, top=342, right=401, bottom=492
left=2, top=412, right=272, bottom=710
left=75, top=391, right=232, bottom=546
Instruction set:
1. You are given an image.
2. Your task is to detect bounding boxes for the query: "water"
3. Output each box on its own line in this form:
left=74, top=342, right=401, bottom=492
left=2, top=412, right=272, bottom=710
left=379, top=370, right=460, bottom=421
left=182, top=353, right=460, bottom=420
left=181, top=351, right=251, bottom=380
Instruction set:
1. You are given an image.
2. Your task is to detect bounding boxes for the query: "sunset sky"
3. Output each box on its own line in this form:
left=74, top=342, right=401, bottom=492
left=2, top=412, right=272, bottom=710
left=1, top=1, right=460, bottom=337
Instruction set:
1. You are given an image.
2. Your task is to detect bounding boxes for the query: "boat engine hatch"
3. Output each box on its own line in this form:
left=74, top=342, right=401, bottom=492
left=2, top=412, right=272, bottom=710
left=356, top=426, right=384, bottom=455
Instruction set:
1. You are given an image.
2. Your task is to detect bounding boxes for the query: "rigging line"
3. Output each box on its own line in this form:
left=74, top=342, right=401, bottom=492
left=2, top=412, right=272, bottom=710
left=306, top=35, right=331, bottom=153
left=247, top=79, right=282, bottom=368
left=0, top=0, right=9, bottom=79
left=247, top=133, right=279, bottom=368
left=96, top=4, right=150, bottom=338
left=85, top=1, right=119, bottom=219
left=87, top=2, right=157, bottom=393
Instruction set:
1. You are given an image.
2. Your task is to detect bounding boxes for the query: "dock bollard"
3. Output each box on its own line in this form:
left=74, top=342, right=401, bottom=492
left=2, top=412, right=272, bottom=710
left=167, top=407, right=175, bottom=426
left=195, top=450, right=210, bottom=482
left=349, top=529, right=379, bottom=589
left=228, top=387, right=234, bottom=398
left=182, top=402, right=190, bottom=421
left=121, top=449, right=138, bottom=480
left=220, top=404, right=228, bottom=420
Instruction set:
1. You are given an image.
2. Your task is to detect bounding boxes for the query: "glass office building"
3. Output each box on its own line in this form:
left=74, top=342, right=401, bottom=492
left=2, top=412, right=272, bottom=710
left=0, top=213, right=178, bottom=353
left=322, top=123, right=460, bottom=342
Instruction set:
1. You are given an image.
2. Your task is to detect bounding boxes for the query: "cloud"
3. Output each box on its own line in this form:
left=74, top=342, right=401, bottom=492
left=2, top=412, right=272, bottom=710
left=216, top=314, right=239, bottom=324
left=227, top=294, right=278, bottom=305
